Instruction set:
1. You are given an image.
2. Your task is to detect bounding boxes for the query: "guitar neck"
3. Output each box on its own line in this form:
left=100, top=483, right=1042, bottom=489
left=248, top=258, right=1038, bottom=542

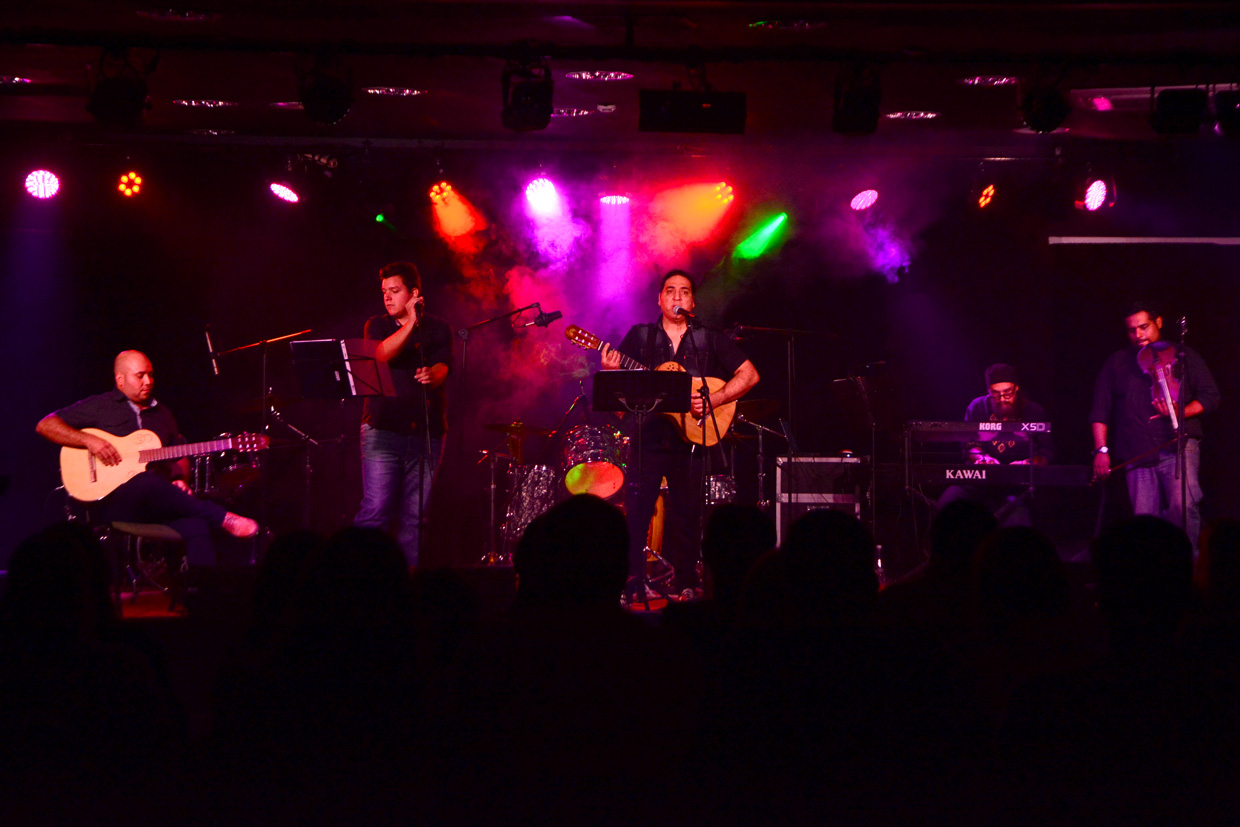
left=139, top=437, right=236, bottom=464
left=595, top=343, right=648, bottom=371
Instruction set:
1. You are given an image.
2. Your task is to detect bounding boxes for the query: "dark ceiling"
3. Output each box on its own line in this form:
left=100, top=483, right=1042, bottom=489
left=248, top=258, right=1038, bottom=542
left=2, top=1, right=1240, bottom=156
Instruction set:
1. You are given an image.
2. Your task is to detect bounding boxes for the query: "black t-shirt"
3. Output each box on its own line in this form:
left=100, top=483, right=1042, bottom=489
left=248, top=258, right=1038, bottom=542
left=360, top=312, right=454, bottom=437
left=616, top=319, right=750, bottom=448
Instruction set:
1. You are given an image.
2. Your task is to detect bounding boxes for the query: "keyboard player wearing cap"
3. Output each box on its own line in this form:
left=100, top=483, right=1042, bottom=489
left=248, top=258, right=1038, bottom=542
left=938, top=363, right=1053, bottom=525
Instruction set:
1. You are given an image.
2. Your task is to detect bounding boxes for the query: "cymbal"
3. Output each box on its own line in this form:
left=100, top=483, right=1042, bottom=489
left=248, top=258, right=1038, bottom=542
left=483, top=420, right=553, bottom=438
left=735, top=398, right=781, bottom=420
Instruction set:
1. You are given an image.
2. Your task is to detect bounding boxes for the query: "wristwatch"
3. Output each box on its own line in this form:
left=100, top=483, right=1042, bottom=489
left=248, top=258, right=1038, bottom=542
left=1094, top=446, right=1109, bottom=455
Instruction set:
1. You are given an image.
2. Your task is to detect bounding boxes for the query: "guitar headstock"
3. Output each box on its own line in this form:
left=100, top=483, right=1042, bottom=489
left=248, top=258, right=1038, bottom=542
left=233, top=433, right=271, bottom=453
left=565, top=325, right=602, bottom=351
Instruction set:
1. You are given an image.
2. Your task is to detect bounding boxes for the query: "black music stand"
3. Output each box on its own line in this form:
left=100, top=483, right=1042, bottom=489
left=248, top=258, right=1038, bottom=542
left=593, top=369, right=692, bottom=606
left=290, top=338, right=395, bottom=400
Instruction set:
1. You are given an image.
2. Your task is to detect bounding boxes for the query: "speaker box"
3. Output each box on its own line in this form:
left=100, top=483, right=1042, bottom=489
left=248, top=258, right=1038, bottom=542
left=775, top=456, right=865, bottom=545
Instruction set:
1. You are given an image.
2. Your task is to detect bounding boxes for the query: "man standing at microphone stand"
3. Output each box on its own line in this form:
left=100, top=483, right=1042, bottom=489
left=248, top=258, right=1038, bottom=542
left=355, top=261, right=452, bottom=568
left=602, top=270, right=758, bottom=599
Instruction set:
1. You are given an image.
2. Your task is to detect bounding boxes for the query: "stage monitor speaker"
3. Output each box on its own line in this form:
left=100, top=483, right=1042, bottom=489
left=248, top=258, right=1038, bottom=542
left=775, top=456, right=865, bottom=545
left=638, top=90, right=747, bottom=134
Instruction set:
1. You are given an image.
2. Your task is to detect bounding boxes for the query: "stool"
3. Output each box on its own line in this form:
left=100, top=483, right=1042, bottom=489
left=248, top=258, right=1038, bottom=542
left=105, top=521, right=184, bottom=610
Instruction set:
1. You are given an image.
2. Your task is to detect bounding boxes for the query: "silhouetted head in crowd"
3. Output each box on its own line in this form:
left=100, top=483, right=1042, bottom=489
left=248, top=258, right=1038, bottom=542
left=974, top=527, right=1071, bottom=632
left=514, top=494, right=629, bottom=608
left=702, top=504, right=776, bottom=605
left=250, top=529, right=324, bottom=632
left=0, top=521, right=115, bottom=640
left=780, top=508, right=879, bottom=623
left=298, top=526, right=411, bottom=629
left=929, top=499, right=998, bottom=576
left=1093, top=515, right=1193, bottom=638
left=1196, top=518, right=1240, bottom=617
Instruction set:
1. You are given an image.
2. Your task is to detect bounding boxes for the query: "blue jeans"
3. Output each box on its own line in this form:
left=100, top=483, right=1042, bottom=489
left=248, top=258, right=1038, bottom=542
left=1126, top=438, right=1202, bottom=549
left=355, top=425, right=443, bottom=567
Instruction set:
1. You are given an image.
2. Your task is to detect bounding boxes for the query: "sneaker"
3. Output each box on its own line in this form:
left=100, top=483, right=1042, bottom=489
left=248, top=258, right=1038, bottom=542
left=222, top=513, right=258, bottom=538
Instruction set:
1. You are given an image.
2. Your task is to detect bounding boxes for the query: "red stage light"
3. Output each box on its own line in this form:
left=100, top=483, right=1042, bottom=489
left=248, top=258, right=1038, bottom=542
left=117, top=171, right=142, bottom=197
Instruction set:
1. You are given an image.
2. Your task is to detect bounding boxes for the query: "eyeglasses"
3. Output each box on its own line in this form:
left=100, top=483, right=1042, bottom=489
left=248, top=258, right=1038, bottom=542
left=989, top=388, right=1017, bottom=401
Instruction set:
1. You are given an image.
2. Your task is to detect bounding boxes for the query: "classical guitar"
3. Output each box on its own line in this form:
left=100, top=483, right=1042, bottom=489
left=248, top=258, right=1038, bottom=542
left=565, top=325, right=735, bottom=446
left=60, top=428, right=269, bottom=501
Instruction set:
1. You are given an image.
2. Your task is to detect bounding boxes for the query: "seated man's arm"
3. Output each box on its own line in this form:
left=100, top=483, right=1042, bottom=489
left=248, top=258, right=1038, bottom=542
left=36, top=414, right=122, bottom=466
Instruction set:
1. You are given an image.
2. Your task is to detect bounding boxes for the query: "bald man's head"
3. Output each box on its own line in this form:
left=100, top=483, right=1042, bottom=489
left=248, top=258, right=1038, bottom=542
left=114, top=351, right=154, bottom=406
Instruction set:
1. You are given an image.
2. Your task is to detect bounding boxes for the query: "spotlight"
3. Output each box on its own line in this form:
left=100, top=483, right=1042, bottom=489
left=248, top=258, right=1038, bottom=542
left=850, top=189, right=878, bottom=211
left=833, top=63, right=881, bottom=136
left=502, top=51, right=554, bottom=132
left=1151, top=87, right=1208, bottom=135
left=1019, top=78, right=1072, bottom=133
left=600, top=194, right=630, bottom=205
left=117, top=171, right=142, bottom=197
left=734, top=213, right=789, bottom=260
left=1216, top=89, right=1240, bottom=136
left=971, top=163, right=998, bottom=209
left=86, top=47, right=156, bottom=127
left=299, top=51, right=354, bottom=125
left=25, top=169, right=60, bottom=199
left=1074, top=175, right=1115, bottom=211
left=714, top=183, right=735, bottom=204
left=269, top=182, right=300, bottom=203
left=429, top=181, right=454, bottom=205
left=525, top=177, right=561, bottom=216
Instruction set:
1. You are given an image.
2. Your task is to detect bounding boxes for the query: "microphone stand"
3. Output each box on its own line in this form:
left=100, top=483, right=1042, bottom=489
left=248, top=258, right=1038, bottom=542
left=680, top=319, right=721, bottom=596
left=456, top=302, right=542, bottom=465
left=729, top=324, right=833, bottom=460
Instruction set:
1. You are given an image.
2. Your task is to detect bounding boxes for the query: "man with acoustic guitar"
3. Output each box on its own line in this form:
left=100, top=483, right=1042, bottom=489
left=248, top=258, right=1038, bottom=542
left=36, top=350, right=258, bottom=569
left=601, top=270, right=759, bottom=598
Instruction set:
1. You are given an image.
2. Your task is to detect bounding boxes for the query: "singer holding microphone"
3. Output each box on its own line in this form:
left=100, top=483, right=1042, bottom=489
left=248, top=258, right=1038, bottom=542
left=601, top=270, right=758, bottom=599
left=354, top=261, right=453, bottom=568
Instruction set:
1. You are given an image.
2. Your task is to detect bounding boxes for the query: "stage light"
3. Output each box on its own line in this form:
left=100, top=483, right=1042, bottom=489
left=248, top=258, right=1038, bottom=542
left=431, top=181, right=484, bottom=240
left=525, top=177, right=561, bottom=216
left=734, top=213, right=789, bottom=259
left=600, top=194, right=630, bottom=205
left=714, top=183, right=734, bottom=204
left=1217, top=90, right=1240, bottom=137
left=502, top=54, right=554, bottom=132
left=850, top=189, right=878, bottom=211
left=977, top=184, right=996, bottom=209
left=25, top=169, right=60, bottom=199
left=117, top=171, right=142, bottom=197
left=375, top=213, right=386, bottom=223
left=269, top=182, right=299, bottom=203
left=299, top=52, right=354, bottom=125
left=429, top=181, right=454, bottom=205
left=1019, top=80, right=1072, bottom=133
left=86, top=47, right=155, bottom=127
left=1076, top=179, right=1112, bottom=211
left=833, top=63, right=881, bottom=135
left=1151, top=87, right=1208, bottom=135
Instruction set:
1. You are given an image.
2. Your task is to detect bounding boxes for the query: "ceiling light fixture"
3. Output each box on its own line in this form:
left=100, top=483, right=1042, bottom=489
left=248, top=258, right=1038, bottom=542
left=883, top=111, right=940, bottom=120
left=1019, top=74, right=1072, bottom=133
left=833, top=63, right=881, bottom=135
left=86, top=46, right=158, bottom=127
left=364, top=87, right=427, bottom=97
left=565, top=71, right=633, bottom=81
left=502, top=48, right=555, bottom=132
left=552, top=107, right=592, bottom=118
left=1150, top=87, right=1208, bottom=135
left=959, top=76, right=1020, bottom=87
left=172, top=99, right=237, bottom=108
left=298, top=51, right=354, bottom=125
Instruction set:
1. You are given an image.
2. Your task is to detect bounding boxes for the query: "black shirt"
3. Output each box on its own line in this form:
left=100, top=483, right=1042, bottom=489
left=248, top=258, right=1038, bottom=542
left=360, top=312, right=454, bottom=437
left=1090, top=343, right=1220, bottom=466
left=55, top=388, right=185, bottom=479
left=616, top=319, right=750, bottom=448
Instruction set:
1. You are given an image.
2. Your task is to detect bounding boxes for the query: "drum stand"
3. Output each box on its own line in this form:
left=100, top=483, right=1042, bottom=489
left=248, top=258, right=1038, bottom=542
left=477, top=445, right=512, bottom=566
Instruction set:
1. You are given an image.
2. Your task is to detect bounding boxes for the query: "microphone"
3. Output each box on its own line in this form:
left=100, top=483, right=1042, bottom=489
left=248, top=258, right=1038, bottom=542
left=530, top=309, right=563, bottom=328
left=673, top=305, right=699, bottom=324
left=205, top=325, right=220, bottom=376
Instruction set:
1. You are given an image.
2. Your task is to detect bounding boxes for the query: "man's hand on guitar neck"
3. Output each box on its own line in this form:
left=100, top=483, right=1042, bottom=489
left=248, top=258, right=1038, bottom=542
left=600, top=344, right=622, bottom=370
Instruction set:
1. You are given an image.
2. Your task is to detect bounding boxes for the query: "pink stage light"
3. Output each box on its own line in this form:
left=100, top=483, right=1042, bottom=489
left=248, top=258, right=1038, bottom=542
left=269, top=182, right=299, bottom=203
left=25, top=169, right=60, bottom=199
left=1082, top=179, right=1108, bottom=211
left=600, top=194, right=629, bottom=205
left=525, top=177, right=561, bottom=216
left=850, top=189, right=879, bottom=211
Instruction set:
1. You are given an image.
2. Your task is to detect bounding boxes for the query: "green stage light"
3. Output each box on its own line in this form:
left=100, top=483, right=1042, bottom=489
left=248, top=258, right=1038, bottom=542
left=375, top=213, right=386, bottom=223
left=734, top=213, right=788, bottom=259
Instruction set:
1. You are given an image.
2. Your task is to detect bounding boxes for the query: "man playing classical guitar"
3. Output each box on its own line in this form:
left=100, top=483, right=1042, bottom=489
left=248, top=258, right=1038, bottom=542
left=36, top=350, right=258, bottom=569
left=601, top=270, right=759, bottom=598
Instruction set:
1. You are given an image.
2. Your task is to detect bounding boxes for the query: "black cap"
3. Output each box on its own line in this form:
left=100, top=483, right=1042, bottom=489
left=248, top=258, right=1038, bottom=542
left=985, top=363, right=1018, bottom=387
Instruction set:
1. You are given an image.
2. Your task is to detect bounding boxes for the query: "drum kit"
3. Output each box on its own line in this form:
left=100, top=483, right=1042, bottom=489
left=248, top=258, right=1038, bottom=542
left=481, top=396, right=786, bottom=566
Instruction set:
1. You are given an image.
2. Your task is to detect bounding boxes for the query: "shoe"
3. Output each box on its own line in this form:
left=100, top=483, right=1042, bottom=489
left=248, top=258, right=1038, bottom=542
left=222, top=513, right=258, bottom=538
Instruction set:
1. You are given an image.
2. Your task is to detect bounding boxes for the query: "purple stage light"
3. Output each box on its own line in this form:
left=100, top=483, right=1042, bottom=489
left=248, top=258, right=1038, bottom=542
left=1082, top=179, right=1108, bottom=211
left=850, top=189, right=878, bottom=211
left=600, top=194, right=629, bottom=205
left=25, top=169, right=60, bottom=199
left=525, top=177, right=561, bottom=216
left=269, top=182, right=300, bottom=203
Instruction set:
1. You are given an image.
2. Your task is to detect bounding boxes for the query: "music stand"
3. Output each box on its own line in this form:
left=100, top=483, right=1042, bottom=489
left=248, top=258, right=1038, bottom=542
left=290, top=338, right=395, bottom=400
left=593, top=369, right=691, bottom=606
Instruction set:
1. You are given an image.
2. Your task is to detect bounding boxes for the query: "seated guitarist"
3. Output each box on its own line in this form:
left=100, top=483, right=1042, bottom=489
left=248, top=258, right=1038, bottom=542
left=601, top=270, right=759, bottom=599
left=36, top=350, right=257, bottom=570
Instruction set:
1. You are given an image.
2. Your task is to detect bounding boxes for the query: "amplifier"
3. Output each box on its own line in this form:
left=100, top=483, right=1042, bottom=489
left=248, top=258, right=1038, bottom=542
left=775, top=456, right=865, bottom=545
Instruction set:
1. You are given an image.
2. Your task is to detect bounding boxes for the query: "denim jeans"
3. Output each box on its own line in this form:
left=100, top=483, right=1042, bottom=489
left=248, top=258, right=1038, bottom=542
left=355, top=424, right=443, bottom=567
left=1126, top=438, right=1202, bottom=549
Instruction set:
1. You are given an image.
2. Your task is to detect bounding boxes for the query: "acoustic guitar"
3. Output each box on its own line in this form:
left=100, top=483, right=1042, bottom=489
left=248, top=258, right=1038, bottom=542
left=60, top=428, right=269, bottom=501
left=565, top=325, right=735, bottom=446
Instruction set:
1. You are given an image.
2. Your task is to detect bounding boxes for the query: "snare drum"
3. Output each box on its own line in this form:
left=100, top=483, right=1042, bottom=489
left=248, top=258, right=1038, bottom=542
left=562, top=424, right=626, bottom=499
left=705, top=474, right=737, bottom=505
left=502, top=464, right=560, bottom=544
